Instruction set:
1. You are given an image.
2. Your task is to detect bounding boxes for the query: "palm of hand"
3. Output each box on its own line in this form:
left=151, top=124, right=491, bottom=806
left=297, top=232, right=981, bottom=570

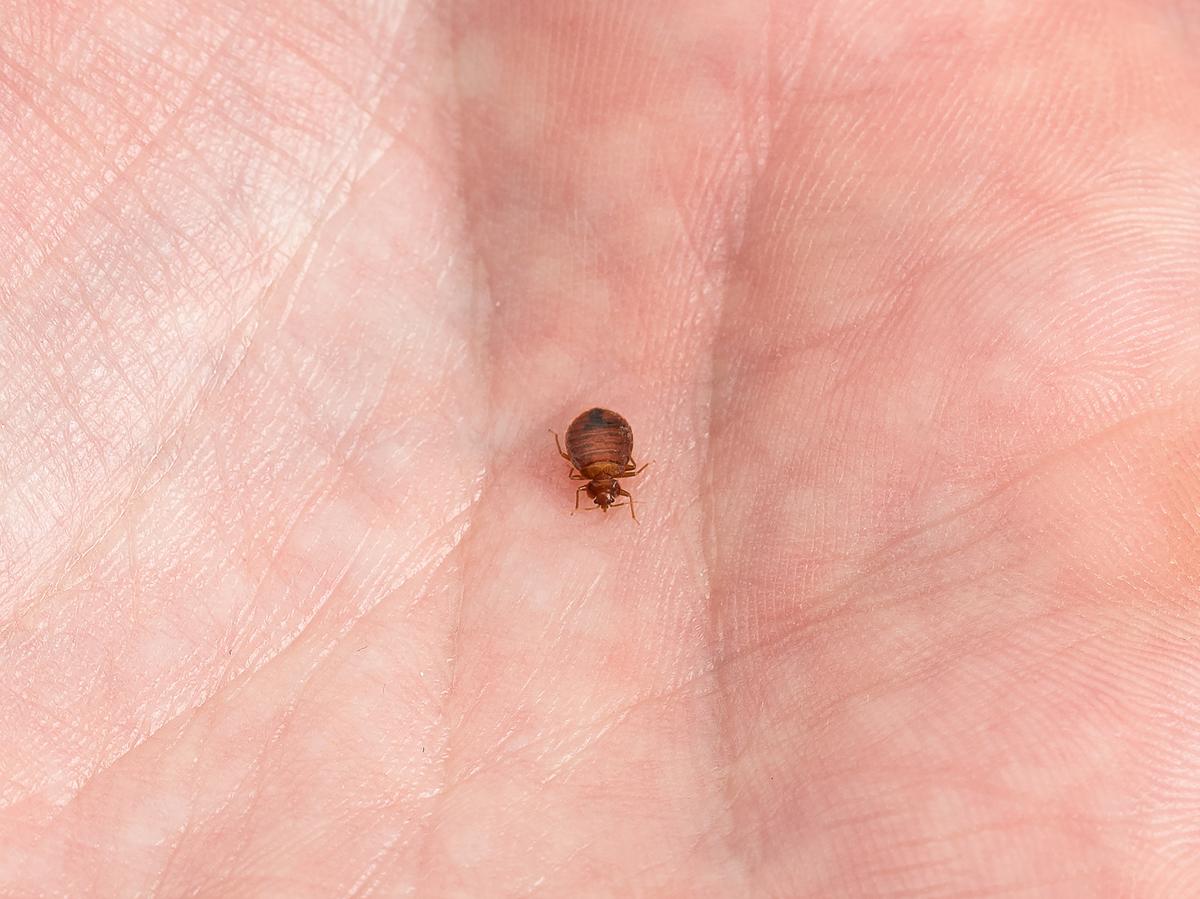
left=2, top=2, right=1199, bottom=895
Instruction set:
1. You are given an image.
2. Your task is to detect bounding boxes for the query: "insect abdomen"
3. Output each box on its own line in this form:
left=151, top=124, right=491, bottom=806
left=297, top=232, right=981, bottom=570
left=565, top=407, right=633, bottom=470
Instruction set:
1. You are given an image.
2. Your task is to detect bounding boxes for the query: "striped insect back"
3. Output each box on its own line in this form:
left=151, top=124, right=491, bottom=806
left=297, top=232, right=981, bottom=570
left=565, top=407, right=632, bottom=472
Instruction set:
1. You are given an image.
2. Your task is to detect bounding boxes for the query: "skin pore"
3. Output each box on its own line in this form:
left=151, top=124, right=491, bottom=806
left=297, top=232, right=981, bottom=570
left=2, top=1, right=1200, bottom=895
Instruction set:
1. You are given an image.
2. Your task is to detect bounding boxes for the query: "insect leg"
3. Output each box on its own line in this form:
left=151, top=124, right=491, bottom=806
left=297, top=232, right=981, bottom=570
left=574, top=483, right=587, bottom=512
left=549, top=429, right=572, bottom=462
left=616, top=461, right=650, bottom=478
left=617, top=486, right=638, bottom=522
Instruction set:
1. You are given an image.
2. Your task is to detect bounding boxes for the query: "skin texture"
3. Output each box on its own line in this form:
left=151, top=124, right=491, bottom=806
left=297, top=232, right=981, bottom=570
left=1, top=0, right=1200, bottom=895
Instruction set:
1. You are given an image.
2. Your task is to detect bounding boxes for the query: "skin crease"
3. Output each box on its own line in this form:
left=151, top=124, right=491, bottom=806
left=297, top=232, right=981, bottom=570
left=1, top=0, right=1199, bottom=895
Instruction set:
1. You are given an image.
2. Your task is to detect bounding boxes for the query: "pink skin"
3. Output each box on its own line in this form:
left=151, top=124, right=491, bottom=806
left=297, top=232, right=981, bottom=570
left=2, top=1, right=1199, bottom=895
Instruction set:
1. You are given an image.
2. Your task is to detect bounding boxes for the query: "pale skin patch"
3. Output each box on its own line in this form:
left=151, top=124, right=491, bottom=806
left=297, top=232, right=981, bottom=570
left=453, top=33, right=502, bottom=101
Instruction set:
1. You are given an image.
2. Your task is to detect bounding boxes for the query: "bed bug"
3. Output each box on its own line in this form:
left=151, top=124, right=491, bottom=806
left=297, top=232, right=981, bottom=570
left=551, top=407, right=648, bottom=520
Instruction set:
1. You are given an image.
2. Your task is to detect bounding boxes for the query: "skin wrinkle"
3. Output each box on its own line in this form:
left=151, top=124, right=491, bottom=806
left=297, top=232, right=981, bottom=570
left=405, top=4, right=483, bottom=893
left=702, top=8, right=820, bottom=890
left=710, top=5, right=1190, bottom=883
left=0, top=0, right=417, bottom=825
left=16, top=2, right=428, bottom=614
left=856, top=400, right=1198, bottom=575
left=46, top=512, right=469, bottom=893
left=9, top=9, right=247, bottom=287
left=694, top=2, right=786, bottom=887
left=704, top=457, right=1138, bottom=720
left=9, top=165, right=348, bottom=633
left=701, top=127, right=749, bottom=899
left=0, top=15, right=380, bottom=621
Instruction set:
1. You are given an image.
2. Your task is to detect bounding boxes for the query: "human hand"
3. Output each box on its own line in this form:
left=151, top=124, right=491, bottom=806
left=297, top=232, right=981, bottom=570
left=3, top=1, right=1199, bottom=895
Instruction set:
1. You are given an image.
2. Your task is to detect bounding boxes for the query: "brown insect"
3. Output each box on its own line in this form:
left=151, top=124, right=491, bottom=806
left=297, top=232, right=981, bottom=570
left=551, top=407, right=648, bottom=520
